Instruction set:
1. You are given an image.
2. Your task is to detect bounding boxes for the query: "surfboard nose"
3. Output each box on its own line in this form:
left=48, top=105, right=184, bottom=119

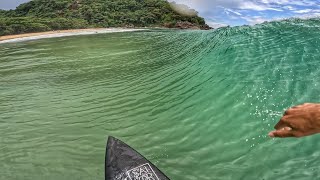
left=105, top=136, right=170, bottom=180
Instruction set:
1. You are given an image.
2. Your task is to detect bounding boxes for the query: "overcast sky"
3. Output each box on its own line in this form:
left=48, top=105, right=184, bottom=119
left=0, top=0, right=29, bottom=10
left=1, top=0, right=320, bottom=28
left=171, top=0, right=320, bottom=27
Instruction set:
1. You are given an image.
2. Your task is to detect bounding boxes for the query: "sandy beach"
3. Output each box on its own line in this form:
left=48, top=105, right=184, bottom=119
left=0, top=28, right=145, bottom=44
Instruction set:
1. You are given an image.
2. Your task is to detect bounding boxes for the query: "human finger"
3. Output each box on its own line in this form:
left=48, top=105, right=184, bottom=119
left=274, top=116, right=293, bottom=129
left=268, top=128, right=294, bottom=138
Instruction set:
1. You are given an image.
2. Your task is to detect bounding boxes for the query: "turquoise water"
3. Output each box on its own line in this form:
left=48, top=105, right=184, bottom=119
left=1, top=19, right=320, bottom=179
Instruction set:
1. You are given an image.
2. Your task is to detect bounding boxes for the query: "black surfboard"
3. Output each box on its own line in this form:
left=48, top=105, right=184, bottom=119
left=105, top=136, right=170, bottom=180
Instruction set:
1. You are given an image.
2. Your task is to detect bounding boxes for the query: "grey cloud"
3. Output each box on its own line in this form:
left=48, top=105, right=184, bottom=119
left=171, top=0, right=318, bottom=12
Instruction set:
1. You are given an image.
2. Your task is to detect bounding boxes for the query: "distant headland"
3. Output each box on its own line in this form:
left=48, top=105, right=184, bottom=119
left=0, top=0, right=212, bottom=37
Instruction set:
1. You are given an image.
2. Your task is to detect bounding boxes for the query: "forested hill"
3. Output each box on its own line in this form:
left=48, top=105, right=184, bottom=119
left=0, top=0, right=211, bottom=36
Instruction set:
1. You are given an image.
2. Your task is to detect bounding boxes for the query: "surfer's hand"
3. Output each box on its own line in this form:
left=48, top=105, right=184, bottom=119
left=268, top=103, right=320, bottom=138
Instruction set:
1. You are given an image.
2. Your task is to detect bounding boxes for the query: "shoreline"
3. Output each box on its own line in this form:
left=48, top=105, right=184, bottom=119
left=0, top=28, right=146, bottom=44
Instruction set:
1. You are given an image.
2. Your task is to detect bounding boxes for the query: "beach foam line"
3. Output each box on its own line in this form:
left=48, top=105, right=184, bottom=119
left=0, top=28, right=146, bottom=44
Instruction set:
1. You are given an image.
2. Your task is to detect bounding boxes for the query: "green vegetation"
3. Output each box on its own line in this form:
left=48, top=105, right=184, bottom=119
left=0, top=0, right=209, bottom=36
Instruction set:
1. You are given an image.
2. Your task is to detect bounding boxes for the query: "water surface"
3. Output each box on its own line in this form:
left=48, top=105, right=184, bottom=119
left=1, top=19, right=320, bottom=180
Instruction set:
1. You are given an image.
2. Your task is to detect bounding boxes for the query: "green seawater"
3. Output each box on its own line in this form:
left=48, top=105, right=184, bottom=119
left=1, top=19, right=320, bottom=180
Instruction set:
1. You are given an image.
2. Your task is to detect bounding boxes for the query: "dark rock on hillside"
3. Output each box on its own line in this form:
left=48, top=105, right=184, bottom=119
left=167, top=21, right=212, bottom=30
left=175, top=21, right=200, bottom=29
left=200, top=24, right=213, bottom=30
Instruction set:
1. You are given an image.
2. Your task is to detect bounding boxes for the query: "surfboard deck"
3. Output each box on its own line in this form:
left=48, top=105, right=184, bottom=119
left=105, top=136, right=170, bottom=180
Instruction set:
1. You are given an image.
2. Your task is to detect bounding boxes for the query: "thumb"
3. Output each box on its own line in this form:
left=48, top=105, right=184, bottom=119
left=269, top=127, right=294, bottom=138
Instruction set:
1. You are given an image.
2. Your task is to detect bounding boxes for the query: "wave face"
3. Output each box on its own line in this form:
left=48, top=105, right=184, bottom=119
left=1, top=19, right=320, bottom=180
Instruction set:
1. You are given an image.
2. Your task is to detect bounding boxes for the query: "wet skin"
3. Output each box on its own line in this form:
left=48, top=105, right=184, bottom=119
left=269, top=103, right=320, bottom=138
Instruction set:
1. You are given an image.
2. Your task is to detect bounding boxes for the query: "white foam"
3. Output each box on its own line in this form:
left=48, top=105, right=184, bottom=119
left=0, top=28, right=146, bottom=44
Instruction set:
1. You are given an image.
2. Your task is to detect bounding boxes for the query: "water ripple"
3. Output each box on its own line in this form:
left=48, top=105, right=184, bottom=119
left=1, top=19, right=320, bottom=179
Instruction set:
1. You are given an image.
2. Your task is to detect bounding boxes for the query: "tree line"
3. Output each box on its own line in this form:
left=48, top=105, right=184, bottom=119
left=0, top=0, right=208, bottom=36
